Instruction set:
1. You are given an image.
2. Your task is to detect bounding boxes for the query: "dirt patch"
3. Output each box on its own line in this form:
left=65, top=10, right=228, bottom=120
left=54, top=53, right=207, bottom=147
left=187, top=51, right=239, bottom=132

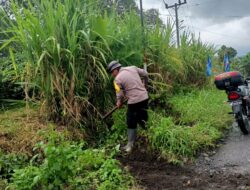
left=119, top=150, right=250, bottom=190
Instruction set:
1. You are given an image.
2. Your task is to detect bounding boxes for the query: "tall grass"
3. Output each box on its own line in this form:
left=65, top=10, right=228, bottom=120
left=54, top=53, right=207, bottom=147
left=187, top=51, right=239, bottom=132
left=145, top=23, right=215, bottom=95
left=147, top=21, right=184, bottom=83
left=179, top=32, right=214, bottom=86
left=148, top=88, right=232, bottom=164
left=1, top=0, right=112, bottom=126
left=108, top=11, right=144, bottom=65
left=1, top=0, right=216, bottom=128
left=169, top=87, right=232, bottom=129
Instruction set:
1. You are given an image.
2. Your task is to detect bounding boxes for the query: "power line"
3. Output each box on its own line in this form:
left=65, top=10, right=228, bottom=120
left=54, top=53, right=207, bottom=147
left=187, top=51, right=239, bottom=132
left=186, top=25, right=250, bottom=41
left=163, top=0, right=187, bottom=48
left=180, top=15, right=247, bottom=18
left=158, top=13, right=172, bottom=16
left=167, top=8, right=175, bottom=23
left=186, top=0, right=211, bottom=5
left=182, top=2, right=195, bottom=34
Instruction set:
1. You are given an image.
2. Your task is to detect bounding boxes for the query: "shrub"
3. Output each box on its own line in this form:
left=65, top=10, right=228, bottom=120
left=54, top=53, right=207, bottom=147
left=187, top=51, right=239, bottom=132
left=8, top=137, right=132, bottom=190
left=0, top=151, right=28, bottom=179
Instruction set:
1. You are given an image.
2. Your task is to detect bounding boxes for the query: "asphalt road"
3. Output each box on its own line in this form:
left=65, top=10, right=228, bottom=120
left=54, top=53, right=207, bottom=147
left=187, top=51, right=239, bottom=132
left=196, top=122, right=250, bottom=174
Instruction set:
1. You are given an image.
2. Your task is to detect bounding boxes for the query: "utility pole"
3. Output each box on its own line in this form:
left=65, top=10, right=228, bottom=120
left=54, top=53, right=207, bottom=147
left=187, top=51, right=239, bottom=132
left=139, top=0, right=145, bottom=51
left=163, top=0, right=187, bottom=48
left=139, top=0, right=144, bottom=33
left=139, top=0, right=147, bottom=72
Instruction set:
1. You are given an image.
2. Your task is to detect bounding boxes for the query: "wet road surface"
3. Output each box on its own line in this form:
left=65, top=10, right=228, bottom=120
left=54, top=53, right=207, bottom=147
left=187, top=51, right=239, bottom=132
left=196, top=122, right=250, bottom=175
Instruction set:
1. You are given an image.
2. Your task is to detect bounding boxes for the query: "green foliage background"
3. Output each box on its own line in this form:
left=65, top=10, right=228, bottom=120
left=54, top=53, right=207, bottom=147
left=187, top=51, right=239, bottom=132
left=0, top=0, right=214, bottom=127
left=0, top=0, right=237, bottom=189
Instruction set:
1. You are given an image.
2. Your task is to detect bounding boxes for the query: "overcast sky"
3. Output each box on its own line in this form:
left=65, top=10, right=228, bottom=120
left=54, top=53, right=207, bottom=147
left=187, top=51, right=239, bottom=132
left=135, top=0, right=250, bottom=56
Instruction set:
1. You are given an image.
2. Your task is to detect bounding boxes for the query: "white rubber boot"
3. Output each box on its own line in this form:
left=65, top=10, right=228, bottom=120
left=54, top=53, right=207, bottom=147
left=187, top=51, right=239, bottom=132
left=123, top=129, right=136, bottom=153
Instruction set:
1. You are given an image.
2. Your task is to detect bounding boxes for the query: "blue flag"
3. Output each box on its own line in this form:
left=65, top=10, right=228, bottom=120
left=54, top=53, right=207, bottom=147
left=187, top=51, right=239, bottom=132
left=224, top=54, right=230, bottom=72
left=206, top=56, right=212, bottom=76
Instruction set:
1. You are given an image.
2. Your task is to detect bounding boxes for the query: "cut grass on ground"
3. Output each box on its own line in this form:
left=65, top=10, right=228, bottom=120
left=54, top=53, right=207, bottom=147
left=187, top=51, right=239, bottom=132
left=0, top=105, right=85, bottom=156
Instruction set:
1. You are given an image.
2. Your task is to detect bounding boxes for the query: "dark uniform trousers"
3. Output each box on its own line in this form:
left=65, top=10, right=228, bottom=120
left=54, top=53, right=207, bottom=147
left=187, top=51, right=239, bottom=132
left=126, top=99, right=148, bottom=129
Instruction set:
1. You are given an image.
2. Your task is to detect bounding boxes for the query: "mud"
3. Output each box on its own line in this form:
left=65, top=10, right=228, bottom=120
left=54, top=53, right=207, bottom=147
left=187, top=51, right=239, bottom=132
left=119, top=123, right=250, bottom=190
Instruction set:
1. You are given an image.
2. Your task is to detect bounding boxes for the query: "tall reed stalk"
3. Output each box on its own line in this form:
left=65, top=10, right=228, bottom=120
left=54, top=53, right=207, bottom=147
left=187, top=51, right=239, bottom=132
left=1, top=0, right=215, bottom=128
left=1, top=0, right=112, bottom=126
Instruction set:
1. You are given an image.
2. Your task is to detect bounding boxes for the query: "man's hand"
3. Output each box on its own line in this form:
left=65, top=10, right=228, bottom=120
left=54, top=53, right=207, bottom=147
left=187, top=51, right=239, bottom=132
left=116, top=100, right=123, bottom=108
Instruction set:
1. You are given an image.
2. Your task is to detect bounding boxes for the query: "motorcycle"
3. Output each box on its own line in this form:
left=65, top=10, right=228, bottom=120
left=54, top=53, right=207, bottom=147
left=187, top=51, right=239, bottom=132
left=215, top=71, right=250, bottom=134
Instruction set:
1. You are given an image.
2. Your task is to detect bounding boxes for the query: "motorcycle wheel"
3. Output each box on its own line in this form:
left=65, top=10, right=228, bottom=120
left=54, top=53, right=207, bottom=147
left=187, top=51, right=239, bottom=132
left=236, top=112, right=249, bottom=135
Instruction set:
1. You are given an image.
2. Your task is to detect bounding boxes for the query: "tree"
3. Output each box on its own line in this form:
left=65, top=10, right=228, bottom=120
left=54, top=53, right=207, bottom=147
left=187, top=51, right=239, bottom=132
left=217, top=45, right=237, bottom=62
left=238, top=52, right=250, bottom=76
left=144, top=8, right=163, bottom=27
left=98, top=0, right=138, bottom=15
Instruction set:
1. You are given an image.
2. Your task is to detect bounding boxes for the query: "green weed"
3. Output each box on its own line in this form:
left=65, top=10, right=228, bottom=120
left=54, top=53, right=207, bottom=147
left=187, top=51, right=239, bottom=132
left=0, top=151, right=28, bottom=179
left=147, top=88, right=232, bottom=164
left=169, top=87, right=232, bottom=129
left=8, top=134, right=132, bottom=190
left=103, top=108, right=127, bottom=147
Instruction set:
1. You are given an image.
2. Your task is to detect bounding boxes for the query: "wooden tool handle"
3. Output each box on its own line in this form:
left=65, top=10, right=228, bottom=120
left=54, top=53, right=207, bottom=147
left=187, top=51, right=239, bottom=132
left=102, top=106, right=119, bottom=120
left=102, top=98, right=128, bottom=120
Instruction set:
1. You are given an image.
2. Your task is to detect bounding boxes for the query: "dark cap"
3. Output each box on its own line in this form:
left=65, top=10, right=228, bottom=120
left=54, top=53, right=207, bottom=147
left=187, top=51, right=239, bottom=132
left=107, top=60, right=122, bottom=73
